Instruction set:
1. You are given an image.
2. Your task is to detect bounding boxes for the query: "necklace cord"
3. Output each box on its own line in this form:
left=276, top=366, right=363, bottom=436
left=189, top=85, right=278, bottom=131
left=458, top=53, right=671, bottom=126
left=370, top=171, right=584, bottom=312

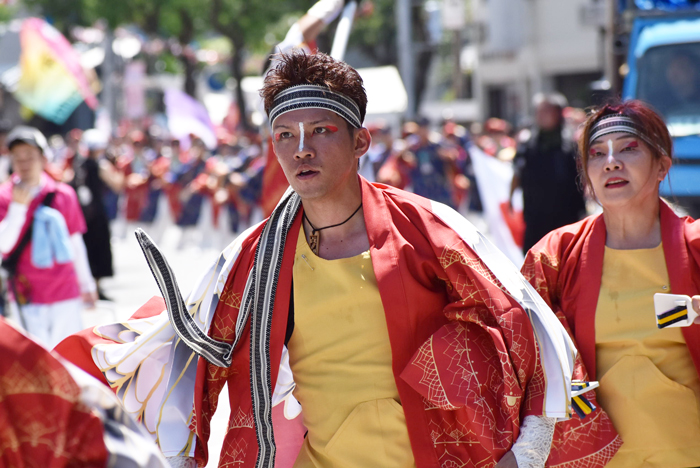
left=303, top=202, right=363, bottom=234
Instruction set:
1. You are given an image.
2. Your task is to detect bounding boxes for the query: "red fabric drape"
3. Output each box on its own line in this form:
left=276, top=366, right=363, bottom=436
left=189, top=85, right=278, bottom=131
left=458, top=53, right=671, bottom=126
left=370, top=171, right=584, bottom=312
left=0, top=318, right=109, bottom=467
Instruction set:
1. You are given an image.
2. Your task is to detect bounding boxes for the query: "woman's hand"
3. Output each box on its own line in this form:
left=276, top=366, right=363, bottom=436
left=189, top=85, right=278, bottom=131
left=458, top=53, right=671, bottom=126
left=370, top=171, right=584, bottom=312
left=495, top=450, right=519, bottom=468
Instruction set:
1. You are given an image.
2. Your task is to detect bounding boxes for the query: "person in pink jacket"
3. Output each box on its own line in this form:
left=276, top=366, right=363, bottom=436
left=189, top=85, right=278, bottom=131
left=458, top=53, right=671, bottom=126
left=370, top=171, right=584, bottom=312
left=0, top=126, right=97, bottom=348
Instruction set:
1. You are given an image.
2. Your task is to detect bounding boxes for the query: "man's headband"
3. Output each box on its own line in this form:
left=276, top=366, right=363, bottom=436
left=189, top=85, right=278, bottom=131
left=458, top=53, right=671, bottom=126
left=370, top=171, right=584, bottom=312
left=588, top=114, right=655, bottom=149
left=269, top=84, right=362, bottom=129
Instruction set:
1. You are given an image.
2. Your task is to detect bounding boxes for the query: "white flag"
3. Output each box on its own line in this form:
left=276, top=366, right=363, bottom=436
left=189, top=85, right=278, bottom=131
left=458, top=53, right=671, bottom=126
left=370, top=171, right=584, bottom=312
left=468, top=144, right=525, bottom=266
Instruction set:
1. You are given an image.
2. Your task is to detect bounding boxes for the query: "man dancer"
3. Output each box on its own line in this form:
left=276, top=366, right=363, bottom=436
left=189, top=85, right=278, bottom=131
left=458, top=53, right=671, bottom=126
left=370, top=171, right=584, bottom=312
left=59, top=52, right=585, bottom=468
left=258, top=0, right=353, bottom=216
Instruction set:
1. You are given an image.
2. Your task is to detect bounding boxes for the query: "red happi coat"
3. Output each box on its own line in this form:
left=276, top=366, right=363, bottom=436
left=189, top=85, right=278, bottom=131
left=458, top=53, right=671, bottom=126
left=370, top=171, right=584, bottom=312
left=522, top=199, right=700, bottom=465
left=118, top=154, right=150, bottom=222
left=0, top=318, right=109, bottom=467
left=194, top=178, right=548, bottom=467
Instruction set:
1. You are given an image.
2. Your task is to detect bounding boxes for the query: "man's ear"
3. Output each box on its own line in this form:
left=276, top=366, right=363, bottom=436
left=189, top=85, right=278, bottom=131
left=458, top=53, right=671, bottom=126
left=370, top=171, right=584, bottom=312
left=353, top=127, right=371, bottom=159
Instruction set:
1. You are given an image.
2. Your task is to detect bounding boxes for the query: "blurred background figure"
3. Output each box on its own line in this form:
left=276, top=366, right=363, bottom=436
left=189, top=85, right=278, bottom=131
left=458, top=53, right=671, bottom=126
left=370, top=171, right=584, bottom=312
left=476, top=118, right=516, bottom=161
left=510, top=93, right=586, bottom=253
left=0, top=121, right=11, bottom=183
left=376, top=137, right=412, bottom=191
left=663, top=51, right=700, bottom=115
left=359, top=121, right=392, bottom=181
left=118, top=130, right=157, bottom=239
left=171, top=136, right=210, bottom=248
left=405, top=117, right=458, bottom=208
left=69, top=129, right=124, bottom=300
left=0, top=126, right=97, bottom=348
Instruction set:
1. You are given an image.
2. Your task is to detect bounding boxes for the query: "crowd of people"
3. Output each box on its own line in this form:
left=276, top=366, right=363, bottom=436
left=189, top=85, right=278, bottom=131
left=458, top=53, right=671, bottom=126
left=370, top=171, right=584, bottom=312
left=0, top=95, right=594, bottom=249
left=1, top=48, right=700, bottom=468
left=0, top=91, right=603, bottom=347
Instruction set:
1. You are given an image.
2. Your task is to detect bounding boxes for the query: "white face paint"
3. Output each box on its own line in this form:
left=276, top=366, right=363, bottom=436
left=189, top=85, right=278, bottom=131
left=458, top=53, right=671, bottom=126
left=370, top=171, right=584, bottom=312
left=298, top=122, right=305, bottom=152
left=607, top=139, right=614, bottom=160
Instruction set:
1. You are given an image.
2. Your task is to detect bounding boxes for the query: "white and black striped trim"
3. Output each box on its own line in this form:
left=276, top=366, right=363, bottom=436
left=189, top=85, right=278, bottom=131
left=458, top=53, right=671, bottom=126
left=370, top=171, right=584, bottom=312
left=137, top=188, right=301, bottom=468
left=247, top=189, right=301, bottom=468
left=269, top=84, right=362, bottom=128
left=135, top=229, right=232, bottom=367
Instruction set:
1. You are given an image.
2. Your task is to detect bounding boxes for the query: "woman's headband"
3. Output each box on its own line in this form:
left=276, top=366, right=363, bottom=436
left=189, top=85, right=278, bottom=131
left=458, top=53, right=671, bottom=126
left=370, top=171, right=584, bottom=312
left=269, top=84, right=362, bottom=129
left=588, top=114, right=655, bottom=149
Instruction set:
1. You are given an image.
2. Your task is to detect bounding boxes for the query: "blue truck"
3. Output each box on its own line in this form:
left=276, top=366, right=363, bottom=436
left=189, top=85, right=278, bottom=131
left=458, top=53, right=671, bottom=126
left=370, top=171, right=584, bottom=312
left=622, top=0, right=700, bottom=216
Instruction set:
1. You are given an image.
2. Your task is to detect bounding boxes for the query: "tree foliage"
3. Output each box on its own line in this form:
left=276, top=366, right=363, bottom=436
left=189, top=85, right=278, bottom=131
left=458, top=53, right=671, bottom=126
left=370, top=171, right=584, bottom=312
left=349, top=0, right=397, bottom=65
left=22, top=0, right=408, bottom=123
left=349, top=0, right=434, bottom=113
left=0, top=5, right=13, bottom=23
left=24, top=0, right=309, bottom=121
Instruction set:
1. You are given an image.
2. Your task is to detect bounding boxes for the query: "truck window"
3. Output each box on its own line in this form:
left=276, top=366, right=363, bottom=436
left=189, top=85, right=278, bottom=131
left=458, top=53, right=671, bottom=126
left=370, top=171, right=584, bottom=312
left=637, top=42, right=700, bottom=136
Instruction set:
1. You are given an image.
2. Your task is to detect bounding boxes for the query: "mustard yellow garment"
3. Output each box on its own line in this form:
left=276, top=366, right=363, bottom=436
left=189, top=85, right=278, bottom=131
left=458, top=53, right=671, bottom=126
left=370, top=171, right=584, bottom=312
left=289, top=227, right=415, bottom=468
left=595, top=243, right=700, bottom=467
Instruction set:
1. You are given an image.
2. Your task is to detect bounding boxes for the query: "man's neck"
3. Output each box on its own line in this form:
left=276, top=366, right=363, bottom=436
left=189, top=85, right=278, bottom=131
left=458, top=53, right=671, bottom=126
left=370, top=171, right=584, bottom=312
left=301, top=185, right=369, bottom=260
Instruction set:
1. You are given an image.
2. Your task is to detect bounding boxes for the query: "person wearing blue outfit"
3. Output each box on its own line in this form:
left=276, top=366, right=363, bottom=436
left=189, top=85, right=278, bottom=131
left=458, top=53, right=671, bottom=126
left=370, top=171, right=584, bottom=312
left=406, top=117, right=458, bottom=208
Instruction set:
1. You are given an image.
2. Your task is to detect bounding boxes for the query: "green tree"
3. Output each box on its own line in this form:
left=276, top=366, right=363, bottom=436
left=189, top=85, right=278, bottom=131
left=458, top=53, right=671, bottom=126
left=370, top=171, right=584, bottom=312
left=208, top=0, right=304, bottom=128
left=25, top=0, right=308, bottom=125
left=349, top=0, right=435, bottom=115
left=31, top=0, right=208, bottom=97
left=0, top=5, right=14, bottom=23
left=155, top=0, right=209, bottom=98
left=349, top=0, right=396, bottom=65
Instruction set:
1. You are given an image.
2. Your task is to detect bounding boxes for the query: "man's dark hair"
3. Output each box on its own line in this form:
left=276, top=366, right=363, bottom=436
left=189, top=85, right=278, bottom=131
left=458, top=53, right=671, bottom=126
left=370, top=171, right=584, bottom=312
left=260, top=51, right=368, bottom=125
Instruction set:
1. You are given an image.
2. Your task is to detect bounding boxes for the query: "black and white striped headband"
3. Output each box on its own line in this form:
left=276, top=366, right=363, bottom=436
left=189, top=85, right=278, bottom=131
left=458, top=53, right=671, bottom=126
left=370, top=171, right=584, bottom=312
left=269, top=84, right=362, bottom=129
left=589, top=114, right=655, bottom=148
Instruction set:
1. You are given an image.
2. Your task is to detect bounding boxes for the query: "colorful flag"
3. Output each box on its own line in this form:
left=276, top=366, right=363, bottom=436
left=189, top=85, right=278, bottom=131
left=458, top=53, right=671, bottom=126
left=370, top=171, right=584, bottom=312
left=164, top=88, right=217, bottom=149
left=15, top=18, right=99, bottom=124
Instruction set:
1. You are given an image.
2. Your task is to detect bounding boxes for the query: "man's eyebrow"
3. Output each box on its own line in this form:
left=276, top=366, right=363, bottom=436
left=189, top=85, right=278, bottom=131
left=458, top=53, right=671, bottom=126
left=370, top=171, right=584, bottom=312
left=274, top=119, right=332, bottom=130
